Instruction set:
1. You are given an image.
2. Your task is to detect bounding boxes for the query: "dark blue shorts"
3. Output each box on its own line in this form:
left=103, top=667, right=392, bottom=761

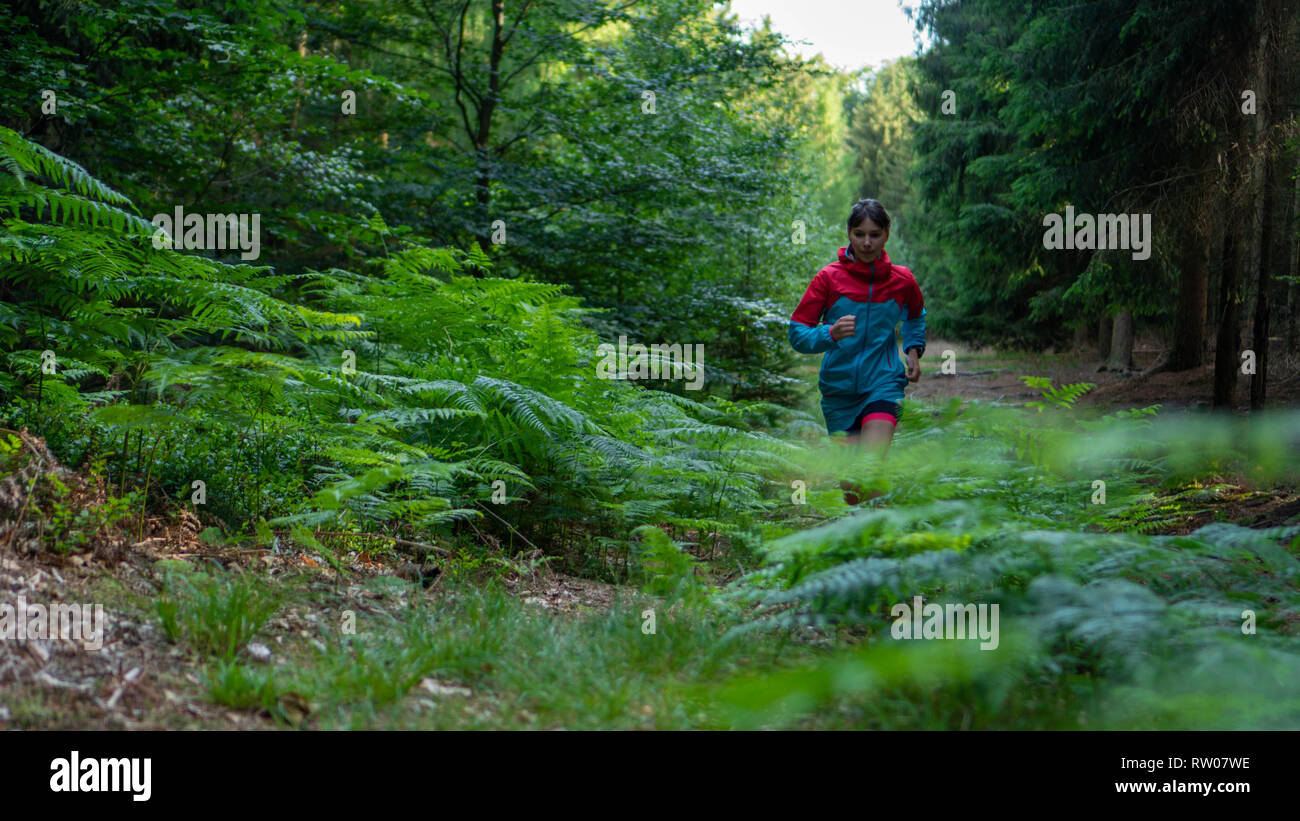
left=845, top=400, right=901, bottom=432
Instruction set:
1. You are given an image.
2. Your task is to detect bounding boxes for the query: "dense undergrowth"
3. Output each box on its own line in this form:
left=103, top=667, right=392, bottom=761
left=0, top=125, right=789, bottom=582
left=715, top=399, right=1300, bottom=729
left=3, top=129, right=1300, bottom=729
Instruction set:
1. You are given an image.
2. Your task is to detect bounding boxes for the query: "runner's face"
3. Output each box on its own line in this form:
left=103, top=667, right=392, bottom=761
left=849, top=218, right=888, bottom=261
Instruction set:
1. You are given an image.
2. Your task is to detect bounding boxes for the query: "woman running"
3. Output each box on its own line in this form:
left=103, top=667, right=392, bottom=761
left=788, top=199, right=926, bottom=504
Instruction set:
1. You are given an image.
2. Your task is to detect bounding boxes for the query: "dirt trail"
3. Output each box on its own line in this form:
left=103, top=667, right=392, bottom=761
left=907, top=337, right=1300, bottom=412
left=0, top=428, right=620, bottom=729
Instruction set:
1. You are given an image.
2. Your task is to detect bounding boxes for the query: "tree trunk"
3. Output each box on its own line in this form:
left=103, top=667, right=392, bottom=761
left=474, top=149, right=493, bottom=255
left=1278, top=2, right=1299, bottom=361
left=1213, top=218, right=1241, bottom=409
left=1106, top=311, right=1134, bottom=371
left=1206, top=210, right=1224, bottom=341
left=1169, top=223, right=1208, bottom=371
left=1072, top=323, right=1087, bottom=355
left=1288, top=150, right=1300, bottom=355
left=1097, top=315, right=1113, bottom=362
left=1245, top=11, right=1272, bottom=410
left=469, top=0, right=507, bottom=265
left=1251, top=171, right=1273, bottom=410
left=1251, top=43, right=1289, bottom=410
left=1214, top=10, right=1272, bottom=409
left=290, top=32, right=308, bottom=132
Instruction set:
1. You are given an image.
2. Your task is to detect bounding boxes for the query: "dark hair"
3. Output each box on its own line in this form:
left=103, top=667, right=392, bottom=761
left=847, top=198, right=891, bottom=232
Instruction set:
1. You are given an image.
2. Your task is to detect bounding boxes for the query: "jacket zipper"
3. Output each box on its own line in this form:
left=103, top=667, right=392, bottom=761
left=855, top=264, right=873, bottom=395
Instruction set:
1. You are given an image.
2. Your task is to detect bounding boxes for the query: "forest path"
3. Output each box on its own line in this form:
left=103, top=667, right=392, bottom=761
left=905, top=338, right=1300, bottom=412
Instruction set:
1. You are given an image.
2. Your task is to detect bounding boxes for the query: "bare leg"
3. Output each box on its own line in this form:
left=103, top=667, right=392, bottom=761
left=860, top=419, right=896, bottom=456
left=840, top=419, right=896, bottom=505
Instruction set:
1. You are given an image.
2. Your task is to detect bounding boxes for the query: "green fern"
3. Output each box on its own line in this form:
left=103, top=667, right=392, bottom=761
left=1020, top=375, right=1095, bottom=411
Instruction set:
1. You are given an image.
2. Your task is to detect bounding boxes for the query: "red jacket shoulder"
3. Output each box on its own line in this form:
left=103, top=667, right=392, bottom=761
left=889, top=264, right=924, bottom=317
left=891, top=263, right=917, bottom=283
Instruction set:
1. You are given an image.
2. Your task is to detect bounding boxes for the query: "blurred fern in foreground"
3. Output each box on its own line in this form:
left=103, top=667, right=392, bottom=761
left=718, top=396, right=1300, bottom=729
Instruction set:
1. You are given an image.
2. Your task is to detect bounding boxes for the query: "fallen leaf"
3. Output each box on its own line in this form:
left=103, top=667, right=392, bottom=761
left=419, top=678, right=472, bottom=698
left=247, top=642, right=272, bottom=663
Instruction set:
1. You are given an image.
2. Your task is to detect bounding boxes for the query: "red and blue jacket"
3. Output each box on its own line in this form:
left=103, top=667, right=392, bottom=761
left=789, top=247, right=927, bottom=433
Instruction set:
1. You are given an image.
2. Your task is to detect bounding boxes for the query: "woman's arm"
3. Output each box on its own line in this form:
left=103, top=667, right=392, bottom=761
left=788, top=270, right=839, bottom=354
left=901, top=278, right=927, bottom=359
left=902, top=309, right=927, bottom=357
left=901, top=278, right=926, bottom=381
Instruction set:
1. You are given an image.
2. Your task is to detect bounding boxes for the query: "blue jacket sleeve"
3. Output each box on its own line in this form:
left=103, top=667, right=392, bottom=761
left=789, top=320, right=836, bottom=354
left=789, top=270, right=838, bottom=354
left=902, top=307, right=927, bottom=357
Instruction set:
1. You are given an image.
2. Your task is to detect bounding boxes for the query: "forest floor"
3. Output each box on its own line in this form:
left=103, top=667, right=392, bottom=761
left=0, top=535, right=648, bottom=730
left=900, top=338, right=1300, bottom=532
left=908, top=337, right=1300, bottom=412
left=4, top=341, right=1299, bottom=730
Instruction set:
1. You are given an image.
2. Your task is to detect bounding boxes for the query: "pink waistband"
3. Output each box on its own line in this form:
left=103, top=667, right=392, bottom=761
left=860, top=412, right=897, bottom=426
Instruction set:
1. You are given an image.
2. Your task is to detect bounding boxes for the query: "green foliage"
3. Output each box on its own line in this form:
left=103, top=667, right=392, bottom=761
left=845, top=59, right=923, bottom=216
left=288, top=579, right=787, bottom=729
left=5, top=1, right=1297, bottom=733
left=203, top=660, right=306, bottom=726
left=1, top=0, right=852, bottom=400
left=630, top=524, right=705, bottom=598
left=40, top=471, right=135, bottom=554
left=1020, top=375, right=1095, bottom=411
left=154, top=569, right=285, bottom=662
left=904, top=0, right=1258, bottom=347
left=719, top=401, right=1300, bottom=728
left=0, top=128, right=797, bottom=576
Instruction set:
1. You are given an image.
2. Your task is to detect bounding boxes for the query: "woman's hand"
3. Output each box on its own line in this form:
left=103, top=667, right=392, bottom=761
left=905, top=349, right=922, bottom=382
left=830, top=315, right=856, bottom=342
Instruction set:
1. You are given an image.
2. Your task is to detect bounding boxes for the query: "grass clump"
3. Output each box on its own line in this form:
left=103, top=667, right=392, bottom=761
left=154, top=568, right=285, bottom=662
